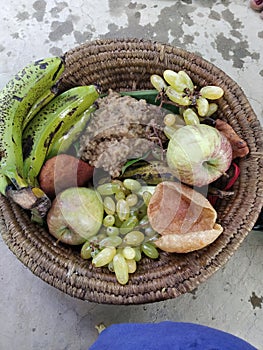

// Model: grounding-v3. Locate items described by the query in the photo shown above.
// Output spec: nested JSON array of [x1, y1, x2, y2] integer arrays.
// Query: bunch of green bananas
[[0, 56, 100, 217]]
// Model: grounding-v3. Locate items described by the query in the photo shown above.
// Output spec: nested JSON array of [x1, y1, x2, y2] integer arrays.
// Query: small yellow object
[[32, 187, 46, 198], [95, 323, 107, 334], [200, 86, 224, 100], [164, 113, 176, 127], [183, 108, 200, 125], [150, 74, 167, 91]]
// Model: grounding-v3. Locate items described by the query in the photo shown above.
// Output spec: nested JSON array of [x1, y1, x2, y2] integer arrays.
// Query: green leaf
[[121, 151, 151, 175], [100, 90, 179, 114]]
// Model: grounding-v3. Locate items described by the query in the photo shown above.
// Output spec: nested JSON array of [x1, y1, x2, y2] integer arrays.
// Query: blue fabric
[[89, 321, 257, 350]]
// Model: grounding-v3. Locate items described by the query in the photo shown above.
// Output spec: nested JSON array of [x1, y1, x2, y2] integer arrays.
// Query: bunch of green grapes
[[80, 178, 159, 285], [150, 69, 224, 130]]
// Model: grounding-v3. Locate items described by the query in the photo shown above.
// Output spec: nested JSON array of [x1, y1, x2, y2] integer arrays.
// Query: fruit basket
[[0, 38, 262, 304]]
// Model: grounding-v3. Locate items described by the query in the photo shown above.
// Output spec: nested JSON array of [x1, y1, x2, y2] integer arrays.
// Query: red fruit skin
[[39, 154, 94, 198], [250, 0, 263, 10]]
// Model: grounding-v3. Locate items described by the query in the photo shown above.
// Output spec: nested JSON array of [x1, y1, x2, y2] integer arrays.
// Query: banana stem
[[6, 186, 51, 217]]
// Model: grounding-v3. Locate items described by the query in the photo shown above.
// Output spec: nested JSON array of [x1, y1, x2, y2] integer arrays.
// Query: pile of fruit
[[0, 56, 249, 285]]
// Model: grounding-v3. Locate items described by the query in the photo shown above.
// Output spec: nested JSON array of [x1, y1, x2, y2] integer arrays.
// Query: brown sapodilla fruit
[[39, 154, 94, 198]]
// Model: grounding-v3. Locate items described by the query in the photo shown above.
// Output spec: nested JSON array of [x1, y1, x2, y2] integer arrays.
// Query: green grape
[[163, 70, 194, 92], [80, 241, 92, 259], [103, 196, 116, 215], [126, 193, 138, 207], [134, 247, 142, 262], [150, 74, 168, 92], [126, 259, 137, 273], [119, 216, 139, 234], [166, 86, 191, 106], [164, 113, 176, 127], [116, 247, 124, 255], [90, 247, 100, 259], [112, 179, 131, 196], [138, 215, 149, 227], [183, 108, 200, 125], [141, 242, 159, 259], [123, 179, 142, 193], [123, 230, 145, 246], [90, 231, 107, 244], [106, 226, 120, 236], [200, 86, 224, 100], [99, 236, 122, 248], [165, 113, 186, 128], [138, 185, 156, 200], [144, 226, 157, 237], [122, 246, 136, 260], [85, 178, 164, 284], [165, 117, 186, 132], [111, 179, 124, 187], [142, 191, 152, 206], [163, 70, 187, 92], [113, 253, 129, 285], [178, 70, 194, 91], [114, 214, 123, 228], [196, 96, 209, 117], [206, 102, 218, 117], [129, 208, 139, 218], [108, 261, 114, 272], [116, 199, 130, 221], [136, 204, 148, 220], [164, 125, 177, 139], [97, 182, 120, 196], [115, 190, 126, 201], [163, 69, 178, 87], [92, 247, 116, 267], [103, 214, 115, 227]]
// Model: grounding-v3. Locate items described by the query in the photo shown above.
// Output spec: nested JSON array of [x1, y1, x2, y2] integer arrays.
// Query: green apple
[[166, 124, 232, 187], [47, 187, 103, 245]]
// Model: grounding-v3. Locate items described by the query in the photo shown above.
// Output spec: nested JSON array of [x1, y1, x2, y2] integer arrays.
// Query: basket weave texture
[[0, 38, 262, 305]]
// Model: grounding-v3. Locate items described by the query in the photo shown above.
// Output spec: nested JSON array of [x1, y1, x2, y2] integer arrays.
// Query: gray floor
[[0, 1, 262, 349]]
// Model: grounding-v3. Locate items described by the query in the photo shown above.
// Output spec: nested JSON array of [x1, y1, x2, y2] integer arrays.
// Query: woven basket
[[0, 38, 262, 304]]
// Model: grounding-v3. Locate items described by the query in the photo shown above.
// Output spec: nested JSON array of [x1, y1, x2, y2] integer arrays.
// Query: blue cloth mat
[[89, 321, 257, 350]]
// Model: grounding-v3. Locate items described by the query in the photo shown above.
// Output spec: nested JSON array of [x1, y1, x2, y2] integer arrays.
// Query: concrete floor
[[0, 1, 262, 349]]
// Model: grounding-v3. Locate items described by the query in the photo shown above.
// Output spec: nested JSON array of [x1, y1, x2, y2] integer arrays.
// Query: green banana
[[23, 85, 100, 186], [119, 160, 180, 185], [22, 83, 61, 130], [46, 103, 97, 159], [0, 56, 64, 189]]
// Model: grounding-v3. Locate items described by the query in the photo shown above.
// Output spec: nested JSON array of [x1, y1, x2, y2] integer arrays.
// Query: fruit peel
[[147, 181, 223, 253]]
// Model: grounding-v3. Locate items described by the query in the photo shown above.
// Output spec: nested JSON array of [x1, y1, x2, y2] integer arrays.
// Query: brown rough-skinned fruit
[[147, 181, 223, 253], [39, 154, 94, 198]]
